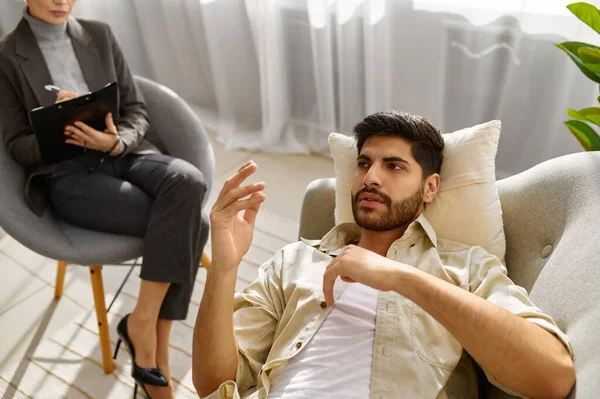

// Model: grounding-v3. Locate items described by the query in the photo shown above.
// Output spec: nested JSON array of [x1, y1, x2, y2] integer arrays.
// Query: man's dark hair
[[353, 111, 444, 178]]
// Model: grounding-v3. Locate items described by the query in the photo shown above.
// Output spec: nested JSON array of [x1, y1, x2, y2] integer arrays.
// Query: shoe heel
[[139, 382, 152, 399], [133, 381, 152, 399], [113, 338, 122, 360]]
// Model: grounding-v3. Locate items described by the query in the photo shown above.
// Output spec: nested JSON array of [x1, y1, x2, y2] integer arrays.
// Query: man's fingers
[[325, 255, 339, 273], [242, 192, 265, 225], [228, 161, 256, 184], [213, 179, 264, 212], [217, 161, 257, 202], [237, 160, 253, 173], [221, 192, 266, 217], [215, 182, 266, 212], [322, 268, 338, 307]]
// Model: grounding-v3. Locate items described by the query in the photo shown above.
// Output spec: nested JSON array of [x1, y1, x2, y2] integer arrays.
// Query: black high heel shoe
[[114, 314, 168, 398]]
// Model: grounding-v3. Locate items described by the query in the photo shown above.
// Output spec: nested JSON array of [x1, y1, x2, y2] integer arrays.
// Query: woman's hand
[[64, 113, 121, 155], [55, 90, 80, 103]]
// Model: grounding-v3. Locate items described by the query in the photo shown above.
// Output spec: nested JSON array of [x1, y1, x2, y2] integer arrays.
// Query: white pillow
[[328, 120, 506, 262]]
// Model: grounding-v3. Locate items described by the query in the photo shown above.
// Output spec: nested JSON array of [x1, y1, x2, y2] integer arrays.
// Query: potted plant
[[556, 2, 600, 151]]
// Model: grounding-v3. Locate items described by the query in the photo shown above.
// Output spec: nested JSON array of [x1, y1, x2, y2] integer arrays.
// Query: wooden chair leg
[[200, 251, 211, 270], [89, 266, 114, 374], [55, 261, 67, 299]]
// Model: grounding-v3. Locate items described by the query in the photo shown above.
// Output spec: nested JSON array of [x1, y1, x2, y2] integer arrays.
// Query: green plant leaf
[[556, 42, 600, 83], [568, 108, 588, 121], [579, 47, 600, 62], [569, 107, 600, 126], [579, 107, 600, 125], [584, 62, 600, 72], [579, 47, 600, 71], [564, 120, 600, 151], [567, 2, 600, 34]]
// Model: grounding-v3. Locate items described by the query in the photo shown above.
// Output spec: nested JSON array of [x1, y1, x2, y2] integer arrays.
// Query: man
[[193, 111, 575, 399]]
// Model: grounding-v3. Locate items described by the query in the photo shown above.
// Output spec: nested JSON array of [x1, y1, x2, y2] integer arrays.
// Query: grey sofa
[[299, 151, 600, 398]]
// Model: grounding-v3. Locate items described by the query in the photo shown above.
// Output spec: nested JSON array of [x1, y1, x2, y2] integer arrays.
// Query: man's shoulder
[[277, 239, 330, 258], [436, 236, 474, 252], [435, 237, 495, 262], [267, 240, 331, 274]]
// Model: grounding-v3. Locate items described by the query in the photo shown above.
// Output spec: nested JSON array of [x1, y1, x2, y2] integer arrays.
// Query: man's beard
[[351, 184, 424, 231]]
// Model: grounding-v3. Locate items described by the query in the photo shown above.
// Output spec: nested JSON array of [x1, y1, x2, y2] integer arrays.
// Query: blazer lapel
[[14, 19, 56, 108], [68, 18, 109, 92]]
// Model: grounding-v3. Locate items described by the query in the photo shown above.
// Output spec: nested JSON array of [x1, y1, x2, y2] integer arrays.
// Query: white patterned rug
[[0, 210, 297, 399]]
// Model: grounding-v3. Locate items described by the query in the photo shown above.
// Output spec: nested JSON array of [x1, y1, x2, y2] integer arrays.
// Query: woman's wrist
[[107, 136, 121, 156]]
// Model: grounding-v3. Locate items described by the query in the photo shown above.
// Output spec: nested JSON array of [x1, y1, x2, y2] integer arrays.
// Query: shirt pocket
[[410, 301, 463, 371]]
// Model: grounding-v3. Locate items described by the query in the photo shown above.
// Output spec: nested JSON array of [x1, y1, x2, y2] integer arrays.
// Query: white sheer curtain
[[1, 0, 599, 176]]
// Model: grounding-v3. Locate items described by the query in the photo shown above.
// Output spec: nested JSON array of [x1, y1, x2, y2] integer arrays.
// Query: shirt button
[[295, 342, 303, 349], [320, 301, 327, 309]]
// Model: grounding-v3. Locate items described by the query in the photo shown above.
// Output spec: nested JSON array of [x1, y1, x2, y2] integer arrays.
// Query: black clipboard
[[29, 82, 119, 163]]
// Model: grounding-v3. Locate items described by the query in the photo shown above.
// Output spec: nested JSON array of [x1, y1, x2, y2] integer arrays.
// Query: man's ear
[[423, 173, 440, 204]]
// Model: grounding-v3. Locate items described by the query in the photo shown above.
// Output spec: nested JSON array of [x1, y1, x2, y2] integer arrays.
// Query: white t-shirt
[[268, 283, 379, 398]]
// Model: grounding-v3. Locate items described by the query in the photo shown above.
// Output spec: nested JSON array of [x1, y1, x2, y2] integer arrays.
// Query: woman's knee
[[180, 166, 207, 201], [167, 160, 207, 199]]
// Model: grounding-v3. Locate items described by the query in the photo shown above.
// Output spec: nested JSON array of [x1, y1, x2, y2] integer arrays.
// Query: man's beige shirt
[[204, 214, 572, 399]]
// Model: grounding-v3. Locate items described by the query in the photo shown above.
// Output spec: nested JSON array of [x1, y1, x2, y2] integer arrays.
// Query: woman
[[0, 1, 209, 398]]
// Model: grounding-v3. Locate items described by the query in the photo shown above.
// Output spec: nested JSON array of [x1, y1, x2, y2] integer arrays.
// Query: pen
[[44, 84, 61, 94]]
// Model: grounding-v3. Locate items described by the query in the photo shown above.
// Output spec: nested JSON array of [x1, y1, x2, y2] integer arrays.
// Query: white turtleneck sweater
[[23, 7, 90, 95]]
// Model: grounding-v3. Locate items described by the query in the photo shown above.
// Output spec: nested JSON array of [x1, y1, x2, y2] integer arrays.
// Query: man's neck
[[357, 227, 408, 256], [356, 211, 423, 256]]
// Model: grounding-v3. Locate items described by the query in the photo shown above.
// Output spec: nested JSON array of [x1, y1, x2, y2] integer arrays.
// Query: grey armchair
[[0, 76, 214, 374], [299, 151, 600, 398]]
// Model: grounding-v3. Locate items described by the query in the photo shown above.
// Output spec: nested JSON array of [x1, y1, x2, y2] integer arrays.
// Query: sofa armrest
[[298, 178, 336, 240]]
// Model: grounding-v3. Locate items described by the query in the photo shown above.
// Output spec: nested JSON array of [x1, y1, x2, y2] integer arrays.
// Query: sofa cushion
[[329, 120, 506, 262]]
